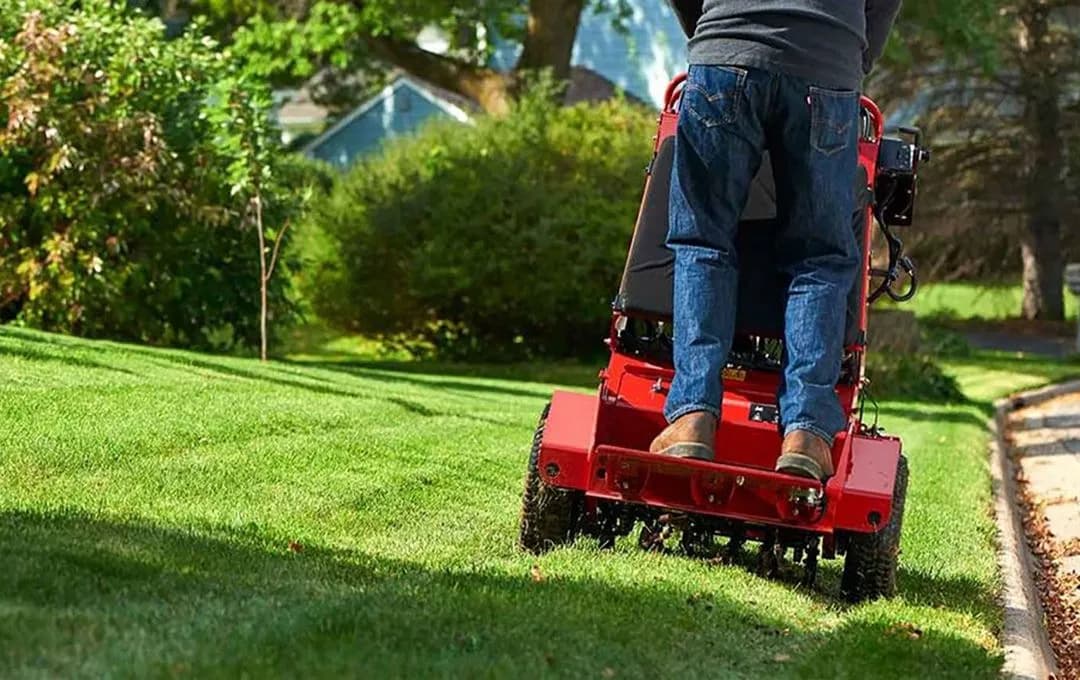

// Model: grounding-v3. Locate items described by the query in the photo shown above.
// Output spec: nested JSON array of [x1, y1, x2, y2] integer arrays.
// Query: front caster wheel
[[518, 404, 584, 554], [840, 455, 908, 602]]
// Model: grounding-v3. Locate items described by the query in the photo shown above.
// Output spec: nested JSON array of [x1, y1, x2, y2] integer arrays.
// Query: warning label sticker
[[749, 403, 779, 424]]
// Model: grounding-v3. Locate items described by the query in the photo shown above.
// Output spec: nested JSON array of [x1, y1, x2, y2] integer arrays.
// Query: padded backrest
[[615, 137, 870, 345]]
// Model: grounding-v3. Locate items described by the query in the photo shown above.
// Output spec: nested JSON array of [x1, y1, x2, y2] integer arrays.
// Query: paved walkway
[[965, 330, 1076, 359], [1009, 392, 1080, 674], [1011, 392, 1080, 572]]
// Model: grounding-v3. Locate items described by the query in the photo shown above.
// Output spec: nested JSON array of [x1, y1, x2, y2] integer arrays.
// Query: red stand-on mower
[[518, 74, 929, 602]]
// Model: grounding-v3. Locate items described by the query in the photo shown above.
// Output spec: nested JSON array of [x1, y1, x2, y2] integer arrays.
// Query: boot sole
[[655, 443, 715, 462], [775, 453, 831, 482]]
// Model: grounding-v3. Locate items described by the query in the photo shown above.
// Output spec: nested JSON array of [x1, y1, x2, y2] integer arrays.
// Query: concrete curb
[[1005, 379, 1080, 412], [990, 382, 1080, 679]]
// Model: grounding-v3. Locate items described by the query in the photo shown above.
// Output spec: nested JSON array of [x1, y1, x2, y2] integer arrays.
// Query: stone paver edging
[[990, 380, 1080, 679]]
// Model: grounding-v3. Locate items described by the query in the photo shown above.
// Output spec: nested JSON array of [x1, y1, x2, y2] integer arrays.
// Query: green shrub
[[304, 91, 654, 359], [920, 321, 973, 357], [0, 2, 309, 351], [864, 353, 966, 403]]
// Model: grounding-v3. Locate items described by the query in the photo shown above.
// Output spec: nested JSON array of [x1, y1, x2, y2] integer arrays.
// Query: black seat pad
[[615, 137, 871, 345]]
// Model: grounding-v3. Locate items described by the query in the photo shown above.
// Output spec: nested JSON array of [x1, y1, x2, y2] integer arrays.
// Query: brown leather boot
[[649, 411, 716, 461], [775, 430, 835, 481]]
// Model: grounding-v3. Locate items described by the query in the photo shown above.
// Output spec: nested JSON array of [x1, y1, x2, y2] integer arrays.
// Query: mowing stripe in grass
[[3, 328, 1075, 677]]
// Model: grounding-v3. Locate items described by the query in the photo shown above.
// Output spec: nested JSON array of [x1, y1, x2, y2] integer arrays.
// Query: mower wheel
[[840, 455, 908, 602], [518, 403, 584, 554]]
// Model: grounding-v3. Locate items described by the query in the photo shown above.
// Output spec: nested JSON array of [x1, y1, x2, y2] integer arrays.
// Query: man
[[652, 0, 903, 481]]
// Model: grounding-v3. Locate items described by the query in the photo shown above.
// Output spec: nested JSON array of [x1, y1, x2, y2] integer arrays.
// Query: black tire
[[840, 455, 908, 602], [518, 404, 583, 554]]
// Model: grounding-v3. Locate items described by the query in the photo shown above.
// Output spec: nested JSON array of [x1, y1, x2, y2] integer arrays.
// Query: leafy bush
[[0, 2, 309, 351], [864, 353, 966, 403], [305, 91, 654, 359], [920, 321, 973, 358]]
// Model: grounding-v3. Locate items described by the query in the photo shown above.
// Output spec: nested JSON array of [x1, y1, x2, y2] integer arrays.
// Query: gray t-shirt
[[672, 0, 902, 90]]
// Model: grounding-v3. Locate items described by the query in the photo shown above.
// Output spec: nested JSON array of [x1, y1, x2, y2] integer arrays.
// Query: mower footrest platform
[[534, 391, 901, 536], [588, 446, 828, 530]]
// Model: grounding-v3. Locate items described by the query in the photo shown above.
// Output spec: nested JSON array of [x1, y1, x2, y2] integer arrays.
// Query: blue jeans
[[665, 65, 861, 445]]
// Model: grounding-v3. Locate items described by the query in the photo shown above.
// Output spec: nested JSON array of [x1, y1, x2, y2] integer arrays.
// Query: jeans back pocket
[[683, 65, 748, 128], [809, 86, 859, 156]]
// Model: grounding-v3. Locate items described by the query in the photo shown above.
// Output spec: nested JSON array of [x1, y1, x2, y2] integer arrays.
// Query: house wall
[[494, 0, 689, 108], [307, 82, 456, 168], [573, 1, 688, 108]]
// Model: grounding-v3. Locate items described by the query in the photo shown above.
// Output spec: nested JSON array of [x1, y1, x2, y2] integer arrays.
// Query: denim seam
[[784, 421, 836, 447], [808, 86, 859, 156], [666, 403, 719, 424]]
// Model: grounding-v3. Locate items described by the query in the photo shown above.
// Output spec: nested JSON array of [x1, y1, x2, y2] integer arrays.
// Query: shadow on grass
[[296, 361, 588, 400], [144, 356, 381, 400], [0, 331, 529, 425], [945, 349, 1080, 379], [0, 339, 137, 377], [692, 538, 997, 627], [0, 509, 999, 679], [141, 357, 517, 426], [8, 324, 591, 400], [875, 404, 992, 429]]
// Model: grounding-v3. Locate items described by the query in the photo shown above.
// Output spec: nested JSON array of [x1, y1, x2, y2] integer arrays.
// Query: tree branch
[[266, 219, 291, 282], [368, 36, 513, 114]]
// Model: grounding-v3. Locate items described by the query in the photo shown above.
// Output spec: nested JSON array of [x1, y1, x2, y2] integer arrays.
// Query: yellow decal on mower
[[722, 368, 747, 382]]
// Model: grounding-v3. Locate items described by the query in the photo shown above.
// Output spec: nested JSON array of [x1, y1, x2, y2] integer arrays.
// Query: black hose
[[868, 195, 918, 304]]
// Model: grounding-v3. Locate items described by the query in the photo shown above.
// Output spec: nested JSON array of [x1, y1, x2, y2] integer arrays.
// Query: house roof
[[302, 73, 476, 155], [565, 66, 648, 106]]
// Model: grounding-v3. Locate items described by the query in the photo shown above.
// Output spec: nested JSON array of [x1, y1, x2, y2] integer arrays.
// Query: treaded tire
[[518, 403, 583, 554], [840, 455, 908, 602]]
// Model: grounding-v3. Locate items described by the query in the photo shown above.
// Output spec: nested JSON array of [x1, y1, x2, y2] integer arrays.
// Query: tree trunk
[[1018, 2, 1066, 321], [516, 0, 588, 82], [1020, 83, 1066, 320], [1020, 227, 1065, 320]]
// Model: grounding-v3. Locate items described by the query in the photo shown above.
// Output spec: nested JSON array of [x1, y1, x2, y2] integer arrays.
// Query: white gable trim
[[303, 74, 473, 155], [396, 74, 473, 124], [302, 81, 398, 154]]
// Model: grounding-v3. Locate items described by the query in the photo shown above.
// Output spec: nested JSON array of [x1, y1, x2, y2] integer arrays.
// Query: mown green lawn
[[1, 326, 1077, 678], [895, 282, 1078, 322]]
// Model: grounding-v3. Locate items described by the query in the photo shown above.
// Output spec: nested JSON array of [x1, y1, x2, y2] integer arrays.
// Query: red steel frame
[[535, 74, 902, 542]]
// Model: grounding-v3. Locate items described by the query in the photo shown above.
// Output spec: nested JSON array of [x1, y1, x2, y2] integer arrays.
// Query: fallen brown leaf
[[287, 541, 303, 553], [1059, 538, 1080, 558], [530, 564, 544, 582], [1014, 439, 1080, 678]]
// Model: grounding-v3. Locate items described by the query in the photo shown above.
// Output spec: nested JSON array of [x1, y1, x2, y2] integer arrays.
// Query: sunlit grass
[[899, 282, 1078, 322], [1, 326, 1071, 677]]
